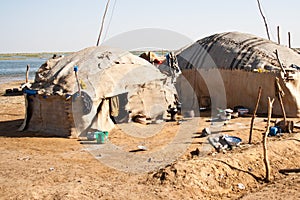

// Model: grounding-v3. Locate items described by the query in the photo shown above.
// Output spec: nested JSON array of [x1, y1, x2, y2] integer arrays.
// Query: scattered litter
[[269, 126, 281, 136], [237, 183, 245, 190], [86, 132, 95, 141], [132, 114, 151, 125], [234, 106, 249, 117], [217, 108, 232, 121], [231, 112, 239, 118], [224, 108, 233, 113], [177, 120, 183, 125], [201, 128, 211, 137], [190, 148, 200, 157], [153, 119, 164, 124], [167, 105, 178, 121], [17, 156, 31, 161], [137, 145, 148, 151], [4, 88, 23, 96], [49, 167, 55, 171], [224, 135, 242, 146], [275, 120, 294, 133], [208, 134, 242, 152], [199, 107, 209, 112], [95, 131, 109, 144], [129, 145, 148, 152]]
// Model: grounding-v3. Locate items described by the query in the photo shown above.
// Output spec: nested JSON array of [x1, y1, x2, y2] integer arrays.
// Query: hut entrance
[[111, 93, 129, 124]]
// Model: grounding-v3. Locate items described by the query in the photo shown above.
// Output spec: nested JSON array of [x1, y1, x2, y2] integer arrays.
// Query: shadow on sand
[[0, 119, 60, 138]]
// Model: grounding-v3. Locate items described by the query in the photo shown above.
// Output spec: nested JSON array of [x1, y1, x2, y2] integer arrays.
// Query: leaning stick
[[96, 0, 111, 46], [275, 77, 286, 123], [249, 86, 262, 144], [74, 66, 81, 96], [274, 49, 286, 75], [257, 0, 271, 40], [25, 64, 30, 83], [263, 97, 274, 182]]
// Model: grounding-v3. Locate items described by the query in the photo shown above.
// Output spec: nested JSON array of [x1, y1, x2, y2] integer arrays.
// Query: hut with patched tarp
[[162, 31, 300, 117], [19, 46, 177, 138]]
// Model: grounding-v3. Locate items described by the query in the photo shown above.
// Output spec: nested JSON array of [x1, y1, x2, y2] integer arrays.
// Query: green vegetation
[[0, 49, 171, 61], [0, 52, 72, 60]]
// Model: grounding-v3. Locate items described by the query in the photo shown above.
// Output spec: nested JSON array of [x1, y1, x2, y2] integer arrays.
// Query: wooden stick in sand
[[263, 97, 274, 182], [26, 64, 30, 83], [288, 32, 291, 48], [249, 86, 262, 144], [277, 26, 280, 44]]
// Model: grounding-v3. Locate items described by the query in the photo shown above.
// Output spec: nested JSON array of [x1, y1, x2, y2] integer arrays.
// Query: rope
[[103, 0, 117, 41]]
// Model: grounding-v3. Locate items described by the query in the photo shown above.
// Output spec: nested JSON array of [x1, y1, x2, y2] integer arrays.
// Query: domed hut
[[20, 46, 177, 138], [171, 32, 300, 117]]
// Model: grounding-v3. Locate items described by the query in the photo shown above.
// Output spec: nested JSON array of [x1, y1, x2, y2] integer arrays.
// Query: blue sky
[[0, 0, 299, 53]]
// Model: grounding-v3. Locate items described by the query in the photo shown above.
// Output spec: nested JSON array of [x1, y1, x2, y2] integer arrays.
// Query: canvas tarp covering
[[173, 32, 300, 117], [22, 46, 177, 137], [176, 69, 300, 117]]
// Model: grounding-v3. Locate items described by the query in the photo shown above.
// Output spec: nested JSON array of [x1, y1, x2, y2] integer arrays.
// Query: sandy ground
[[0, 81, 299, 200]]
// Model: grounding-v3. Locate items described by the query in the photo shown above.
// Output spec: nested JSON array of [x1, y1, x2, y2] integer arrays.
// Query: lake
[[0, 58, 46, 84]]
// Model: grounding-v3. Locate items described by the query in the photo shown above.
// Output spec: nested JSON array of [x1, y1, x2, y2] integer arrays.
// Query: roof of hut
[[175, 31, 300, 71], [32, 46, 168, 99]]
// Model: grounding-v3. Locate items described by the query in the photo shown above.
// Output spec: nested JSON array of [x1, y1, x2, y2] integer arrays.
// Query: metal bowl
[[224, 135, 242, 146]]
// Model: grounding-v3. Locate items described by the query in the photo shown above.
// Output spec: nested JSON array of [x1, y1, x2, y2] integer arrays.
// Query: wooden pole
[[277, 26, 280, 44], [274, 49, 286, 75], [263, 97, 274, 182], [25, 64, 30, 83], [275, 77, 286, 123], [96, 0, 111, 46], [279, 168, 300, 174], [74, 66, 81, 96], [257, 0, 271, 40], [249, 86, 262, 144], [288, 32, 291, 48]]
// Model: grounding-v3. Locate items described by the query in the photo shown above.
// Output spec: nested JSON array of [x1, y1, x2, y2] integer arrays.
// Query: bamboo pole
[[277, 26, 280, 44], [249, 86, 262, 144], [96, 0, 111, 46], [263, 97, 274, 182], [25, 64, 30, 83], [257, 0, 271, 40]]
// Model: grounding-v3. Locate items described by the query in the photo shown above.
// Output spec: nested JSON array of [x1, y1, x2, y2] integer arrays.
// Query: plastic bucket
[[95, 131, 108, 144]]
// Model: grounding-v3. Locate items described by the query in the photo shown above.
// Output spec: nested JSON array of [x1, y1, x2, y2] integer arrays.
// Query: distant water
[[0, 58, 46, 84]]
